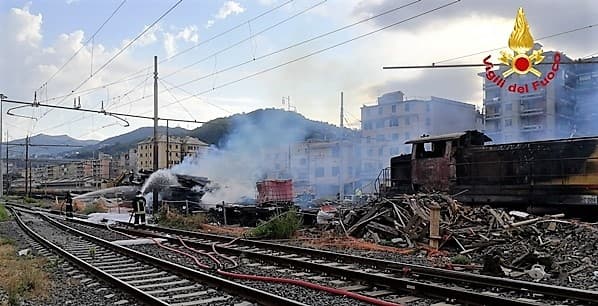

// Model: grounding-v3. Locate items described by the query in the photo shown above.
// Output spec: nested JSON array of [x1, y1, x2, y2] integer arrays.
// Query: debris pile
[[334, 193, 598, 287]]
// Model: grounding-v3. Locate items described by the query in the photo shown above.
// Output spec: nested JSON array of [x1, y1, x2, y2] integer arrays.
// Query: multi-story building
[[481, 51, 577, 143], [564, 56, 598, 137], [136, 135, 209, 171], [264, 137, 361, 198], [360, 91, 481, 183]]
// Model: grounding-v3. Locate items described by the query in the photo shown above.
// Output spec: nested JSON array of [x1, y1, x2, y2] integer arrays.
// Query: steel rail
[[122, 222, 598, 304], [10, 206, 308, 306], [14, 205, 598, 304], [120, 226, 542, 306], [8, 207, 168, 306]]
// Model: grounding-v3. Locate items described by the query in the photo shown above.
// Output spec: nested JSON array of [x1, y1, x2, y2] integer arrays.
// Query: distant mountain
[[40, 108, 352, 159], [188, 108, 352, 146], [5, 134, 99, 158]]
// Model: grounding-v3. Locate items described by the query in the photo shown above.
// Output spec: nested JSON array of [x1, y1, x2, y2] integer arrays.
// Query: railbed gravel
[[52, 218, 596, 305], [0, 218, 144, 306]]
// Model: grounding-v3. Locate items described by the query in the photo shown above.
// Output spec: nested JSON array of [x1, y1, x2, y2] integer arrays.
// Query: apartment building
[[360, 91, 481, 183], [565, 56, 598, 137], [264, 138, 360, 198], [137, 135, 208, 170], [482, 51, 577, 143]]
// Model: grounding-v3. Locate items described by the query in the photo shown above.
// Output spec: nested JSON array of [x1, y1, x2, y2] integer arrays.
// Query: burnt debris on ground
[[325, 193, 598, 289]]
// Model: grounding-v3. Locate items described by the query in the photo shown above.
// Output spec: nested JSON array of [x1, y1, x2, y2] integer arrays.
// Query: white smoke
[[170, 109, 311, 203]]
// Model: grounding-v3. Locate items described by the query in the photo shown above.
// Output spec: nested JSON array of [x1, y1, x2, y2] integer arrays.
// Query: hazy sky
[[1, 0, 597, 141]]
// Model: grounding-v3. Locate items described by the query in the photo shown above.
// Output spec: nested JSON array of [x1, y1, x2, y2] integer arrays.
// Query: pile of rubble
[[333, 193, 598, 287]]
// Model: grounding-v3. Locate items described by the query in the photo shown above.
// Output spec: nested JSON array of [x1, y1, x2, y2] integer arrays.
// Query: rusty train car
[[384, 130, 598, 208]]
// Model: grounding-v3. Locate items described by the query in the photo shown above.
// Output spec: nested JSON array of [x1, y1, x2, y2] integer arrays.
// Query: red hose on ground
[[217, 270, 402, 306], [150, 238, 211, 269], [151, 238, 402, 306], [177, 236, 224, 268]]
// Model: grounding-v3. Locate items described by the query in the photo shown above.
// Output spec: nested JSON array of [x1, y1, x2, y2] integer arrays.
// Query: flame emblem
[[499, 8, 544, 77]]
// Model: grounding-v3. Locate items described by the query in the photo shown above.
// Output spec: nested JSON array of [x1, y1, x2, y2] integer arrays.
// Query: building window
[[426, 103, 431, 112], [378, 107, 383, 115], [315, 167, 325, 177], [505, 119, 512, 127], [389, 118, 399, 127], [331, 146, 340, 157], [331, 166, 339, 177], [405, 102, 410, 112], [391, 105, 396, 113], [406, 117, 410, 125]]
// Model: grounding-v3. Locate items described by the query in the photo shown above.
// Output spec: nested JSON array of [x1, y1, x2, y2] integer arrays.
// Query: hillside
[[5, 134, 99, 158], [26, 109, 353, 158]]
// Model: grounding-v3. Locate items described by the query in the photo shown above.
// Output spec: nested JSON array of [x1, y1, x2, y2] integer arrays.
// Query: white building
[[264, 138, 360, 198], [360, 91, 482, 184]]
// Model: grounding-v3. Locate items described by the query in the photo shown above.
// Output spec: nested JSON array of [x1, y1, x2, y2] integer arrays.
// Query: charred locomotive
[[385, 131, 598, 208]]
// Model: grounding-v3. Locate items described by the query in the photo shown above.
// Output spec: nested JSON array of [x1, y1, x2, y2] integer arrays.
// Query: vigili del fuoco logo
[[483, 8, 561, 94]]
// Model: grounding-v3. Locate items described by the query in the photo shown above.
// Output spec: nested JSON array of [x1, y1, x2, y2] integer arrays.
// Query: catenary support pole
[[153, 56, 159, 215]]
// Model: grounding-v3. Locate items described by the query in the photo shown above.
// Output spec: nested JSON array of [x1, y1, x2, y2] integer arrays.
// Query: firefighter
[[132, 191, 146, 225], [65, 192, 74, 218]]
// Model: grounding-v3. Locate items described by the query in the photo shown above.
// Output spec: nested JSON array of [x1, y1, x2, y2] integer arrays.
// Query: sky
[[0, 0, 597, 141]]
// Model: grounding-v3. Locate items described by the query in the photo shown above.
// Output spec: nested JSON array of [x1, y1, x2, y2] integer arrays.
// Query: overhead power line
[[156, 0, 462, 105], [36, 0, 184, 122], [170, 0, 424, 90], [382, 60, 598, 70], [2, 98, 205, 124], [58, 0, 295, 105], [112, 0, 428, 111], [162, 0, 328, 79], [435, 23, 598, 64], [38, 0, 128, 92]]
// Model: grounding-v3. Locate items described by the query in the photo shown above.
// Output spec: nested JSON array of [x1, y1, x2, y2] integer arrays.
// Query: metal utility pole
[[339, 92, 344, 202], [25, 136, 29, 198], [153, 56, 159, 214], [166, 120, 169, 168], [5, 132, 8, 194], [0, 94, 4, 197]]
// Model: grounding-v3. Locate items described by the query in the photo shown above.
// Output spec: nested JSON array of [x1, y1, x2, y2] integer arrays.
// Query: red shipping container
[[256, 179, 293, 205]]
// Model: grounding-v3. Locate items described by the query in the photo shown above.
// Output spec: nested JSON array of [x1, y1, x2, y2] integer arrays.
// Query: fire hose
[[150, 238, 402, 306]]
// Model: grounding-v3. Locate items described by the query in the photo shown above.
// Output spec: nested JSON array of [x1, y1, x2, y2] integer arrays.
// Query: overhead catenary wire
[[111, 0, 429, 111], [159, 79, 197, 120], [167, 0, 425, 90], [434, 23, 598, 64], [38, 0, 128, 92], [162, 0, 328, 80], [47, 0, 296, 105], [155, 0, 463, 105], [1, 98, 205, 124], [36, 0, 184, 122]]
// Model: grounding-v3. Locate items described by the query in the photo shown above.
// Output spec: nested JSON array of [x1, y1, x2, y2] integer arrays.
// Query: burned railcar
[[386, 131, 598, 207]]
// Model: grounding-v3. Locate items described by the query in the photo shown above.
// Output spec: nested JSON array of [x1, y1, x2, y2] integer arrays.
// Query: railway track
[[41, 210, 598, 306], [8, 206, 306, 306]]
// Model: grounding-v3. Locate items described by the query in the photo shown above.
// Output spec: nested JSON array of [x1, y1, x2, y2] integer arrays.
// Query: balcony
[[484, 96, 501, 105], [485, 113, 502, 120], [521, 125, 543, 132], [519, 108, 545, 117]]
